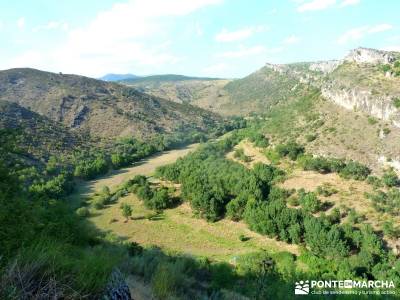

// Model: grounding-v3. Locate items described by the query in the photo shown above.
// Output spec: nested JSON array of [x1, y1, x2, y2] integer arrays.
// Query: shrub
[[339, 161, 370, 180], [226, 193, 249, 221], [100, 186, 111, 196], [76, 207, 90, 218], [121, 203, 133, 221], [93, 197, 106, 209], [248, 132, 269, 148], [382, 221, 399, 239], [380, 64, 391, 73], [316, 183, 338, 197], [299, 155, 334, 174], [367, 176, 383, 189], [347, 208, 363, 224], [287, 197, 299, 206], [299, 191, 321, 213], [304, 217, 349, 258], [328, 208, 341, 224], [367, 117, 378, 125], [383, 128, 391, 135], [264, 149, 280, 164], [146, 188, 174, 211], [275, 141, 304, 160], [382, 169, 399, 187], [73, 155, 109, 180], [239, 234, 248, 242], [393, 98, 400, 109], [366, 189, 400, 216], [233, 148, 251, 162]]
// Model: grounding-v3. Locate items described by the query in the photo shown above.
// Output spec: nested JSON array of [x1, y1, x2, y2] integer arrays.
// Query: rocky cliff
[[319, 48, 400, 127]]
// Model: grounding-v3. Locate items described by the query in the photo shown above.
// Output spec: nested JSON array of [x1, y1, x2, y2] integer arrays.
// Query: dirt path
[[68, 143, 199, 206]]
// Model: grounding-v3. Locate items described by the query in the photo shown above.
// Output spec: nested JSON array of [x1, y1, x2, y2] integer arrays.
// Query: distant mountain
[[0, 68, 222, 140], [121, 74, 221, 84], [119, 74, 228, 112], [99, 73, 140, 81]]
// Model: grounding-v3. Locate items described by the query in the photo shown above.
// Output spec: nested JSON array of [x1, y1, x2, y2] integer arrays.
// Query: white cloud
[[215, 26, 267, 42], [217, 45, 266, 58], [33, 21, 69, 32], [368, 23, 392, 33], [339, 0, 360, 7], [297, 0, 336, 12], [337, 24, 393, 44], [17, 17, 25, 29], [6, 0, 222, 76], [283, 35, 301, 44]]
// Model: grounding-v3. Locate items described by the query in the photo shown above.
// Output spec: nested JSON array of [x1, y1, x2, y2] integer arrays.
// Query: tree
[[304, 216, 349, 258], [148, 188, 171, 211], [299, 192, 321, 213], [121, 203, 133, 221], [76, 207, 90, 217]]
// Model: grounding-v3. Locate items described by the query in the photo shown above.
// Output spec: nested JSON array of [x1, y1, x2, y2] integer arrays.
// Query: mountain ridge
[[0, 68, 223, 140]]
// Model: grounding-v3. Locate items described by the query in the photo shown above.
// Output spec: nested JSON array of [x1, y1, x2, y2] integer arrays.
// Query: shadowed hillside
[[0, 68, 222, 139]]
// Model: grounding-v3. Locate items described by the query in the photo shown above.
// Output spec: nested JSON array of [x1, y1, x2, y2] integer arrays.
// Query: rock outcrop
[[309, 60, 342, 74], [344, 47, 396, 64], [321, 87, 400, 126]]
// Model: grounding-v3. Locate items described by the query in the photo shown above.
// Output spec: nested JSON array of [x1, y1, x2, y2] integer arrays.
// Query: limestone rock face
[[309, 60, 342, 74], [321, 87, 400, 126], [344, 47, 396, 64]]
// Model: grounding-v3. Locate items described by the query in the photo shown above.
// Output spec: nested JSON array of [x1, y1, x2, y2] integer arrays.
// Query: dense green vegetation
[[156, 131, 280, 221], [298, 154, 371, 180], [155, 131, 400, 293], [0, 130, 127, 298], [71, 118, 245, 180], [0, 121, 243, 298]]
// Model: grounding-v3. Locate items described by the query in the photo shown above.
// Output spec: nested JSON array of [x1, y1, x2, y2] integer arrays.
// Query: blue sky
[[0, 0, 399, 78]]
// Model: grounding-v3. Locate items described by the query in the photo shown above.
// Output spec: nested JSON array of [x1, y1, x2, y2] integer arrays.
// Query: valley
[[69, 143, 199, 207], [2, 47, 400, 299]]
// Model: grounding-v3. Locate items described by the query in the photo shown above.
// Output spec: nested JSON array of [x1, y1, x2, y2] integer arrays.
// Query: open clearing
[[69, 140, 297, 262], [90, 194, 299, 262]]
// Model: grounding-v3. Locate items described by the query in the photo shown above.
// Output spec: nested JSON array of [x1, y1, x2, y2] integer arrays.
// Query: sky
[[0, 0, 399, 78]]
